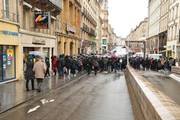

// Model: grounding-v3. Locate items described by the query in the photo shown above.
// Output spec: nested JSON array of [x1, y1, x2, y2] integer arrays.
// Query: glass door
[[0, 46, 3, 81], [2, 46, 16, 80]]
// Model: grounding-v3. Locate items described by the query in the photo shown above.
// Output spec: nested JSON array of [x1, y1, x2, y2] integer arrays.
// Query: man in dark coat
[[45, 57, 50, 77], [25, 56, 35, 91], [93, 58, 99, 75]]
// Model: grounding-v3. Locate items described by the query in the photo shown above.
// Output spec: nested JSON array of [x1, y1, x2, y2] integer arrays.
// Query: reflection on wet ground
[[139, 71, 180, 105], [0, 73, 134, 120], [0, 73, 84, 113]]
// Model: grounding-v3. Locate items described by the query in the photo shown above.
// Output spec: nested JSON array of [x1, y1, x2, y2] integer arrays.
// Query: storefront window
[[0, 46, 3, 81], [43, 48, 49, 58], [0, 46, 16, 81]]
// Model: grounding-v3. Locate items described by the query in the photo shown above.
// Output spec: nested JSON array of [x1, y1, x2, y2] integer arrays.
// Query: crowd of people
[[129, 56, 176, 72], [24, 54, 127, 92]]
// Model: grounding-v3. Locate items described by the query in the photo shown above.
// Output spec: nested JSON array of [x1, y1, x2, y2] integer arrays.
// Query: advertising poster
[[7, 49, 14, 61]]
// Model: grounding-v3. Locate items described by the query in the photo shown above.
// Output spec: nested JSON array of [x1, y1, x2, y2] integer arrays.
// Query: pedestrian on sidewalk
[[93, 58, 99, 76], [51, 56, 58, 76], [33, 56, 46, 92], [45, 57, 50, 77], [25, 56, 35, 91]]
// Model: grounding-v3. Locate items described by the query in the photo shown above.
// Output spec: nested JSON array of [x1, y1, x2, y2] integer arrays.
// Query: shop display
[[0, 46, 15, 81]]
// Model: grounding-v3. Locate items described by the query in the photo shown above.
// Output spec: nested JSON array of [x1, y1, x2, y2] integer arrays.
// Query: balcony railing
[[0, 10, 19, 23], [24, 0, 61, 16], [82, 8, 97, 27], [89, 28, 96, 37]]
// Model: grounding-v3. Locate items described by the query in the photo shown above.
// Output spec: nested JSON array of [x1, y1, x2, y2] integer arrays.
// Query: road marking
[[169, 74, 180, 82], [27, 105, 40, 113], [40, 99, 55, 105], [41, 99, 49, 104], [49, 99, 55, 103]]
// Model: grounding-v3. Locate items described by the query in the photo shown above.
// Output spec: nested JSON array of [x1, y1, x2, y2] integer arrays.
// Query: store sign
[[0, 30, 18, 36], [49, 0, 61, 9], [32, 38, 46, 45], [34, 11, 50, 29]]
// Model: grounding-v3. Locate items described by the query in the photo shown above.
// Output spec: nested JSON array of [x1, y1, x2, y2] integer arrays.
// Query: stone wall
[[125, 66, 176, 120]]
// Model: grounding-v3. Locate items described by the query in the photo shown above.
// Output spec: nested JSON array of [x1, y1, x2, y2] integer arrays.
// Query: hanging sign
[[34, 11, 50, 29]]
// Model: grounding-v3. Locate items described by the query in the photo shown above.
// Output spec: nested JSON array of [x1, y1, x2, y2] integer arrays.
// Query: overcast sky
[[108, 0, 148, 38]]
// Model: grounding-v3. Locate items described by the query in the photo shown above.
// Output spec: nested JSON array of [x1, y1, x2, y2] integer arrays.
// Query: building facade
[[159, 0, 169, 56], [108, 24, 113, 51], [167, 0, 179, 59], [127, 18, 148, 53], [81, 0, 98, 54], [58, 0, 81, 56], [99, 0, 109, 54], [147, 0, 161, 54], [19, 0, 61, 79], [116, 37, 126, 47], [0, 0, 20, 82], [95, 1, 103, 54]]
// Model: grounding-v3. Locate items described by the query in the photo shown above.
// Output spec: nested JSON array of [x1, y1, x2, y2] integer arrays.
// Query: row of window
[[170, 0, 177, 5], [168, 24, 178, 41], [169, 4, 179, 21]]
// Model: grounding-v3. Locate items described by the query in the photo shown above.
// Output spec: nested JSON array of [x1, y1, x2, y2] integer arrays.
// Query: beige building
[[147, 0, 161, 54], [96, 1, 103, 54], [108, 24, 114, 50], [81, 0, 98, 54], [0, 0, 20, 82], [19, 0, 61, 79], [167, 0, 179, 59], [127, 18, 148, 53], [99, 0, 109, 54], [159, 0, 169, 56], [58, 0, 81, 56]]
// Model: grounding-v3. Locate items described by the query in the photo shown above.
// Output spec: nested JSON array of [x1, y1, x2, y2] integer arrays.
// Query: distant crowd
[[129, 56, 176, 72], [24, 54, 127, 92]]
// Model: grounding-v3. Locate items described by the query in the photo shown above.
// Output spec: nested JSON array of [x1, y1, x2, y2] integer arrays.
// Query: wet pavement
[[0, 73, 134, 120], [0, 72, 85, 114], [138, 70, 180, 105]]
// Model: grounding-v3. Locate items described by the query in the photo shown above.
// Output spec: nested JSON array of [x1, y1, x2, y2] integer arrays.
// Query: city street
[[0, 73, 134, 120]]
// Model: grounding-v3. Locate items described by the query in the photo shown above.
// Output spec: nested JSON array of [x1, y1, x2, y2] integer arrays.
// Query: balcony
[[0, 10, 19, 23], [82, 23, 89, 33], [24, 0, 61, 16], [82, 8, 97, 27], [88, 28, 96, 37]]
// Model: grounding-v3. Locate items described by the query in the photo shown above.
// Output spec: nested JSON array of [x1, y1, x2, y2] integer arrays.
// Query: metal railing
[[0, 10, 19, 23]]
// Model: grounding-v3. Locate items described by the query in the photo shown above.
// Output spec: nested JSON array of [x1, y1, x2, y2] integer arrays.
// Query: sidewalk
[[0, 72, 85, 114]]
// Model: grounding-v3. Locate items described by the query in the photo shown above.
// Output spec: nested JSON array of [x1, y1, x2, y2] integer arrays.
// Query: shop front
[[20, 31, 57, 75], [166, 41, 177, 58], [0, 21, 20, 82]]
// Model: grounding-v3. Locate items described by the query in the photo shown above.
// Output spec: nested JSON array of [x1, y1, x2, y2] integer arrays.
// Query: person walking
[[93, 59, 99, 76], [33, 56, 46, 92], [51, 56, 57, 76], [45, 57, 50, 77], [25, 56, 35, 91]]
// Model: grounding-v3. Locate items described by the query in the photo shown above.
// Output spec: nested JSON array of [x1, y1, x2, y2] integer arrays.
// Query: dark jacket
[[25, 61, 34, 80]]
